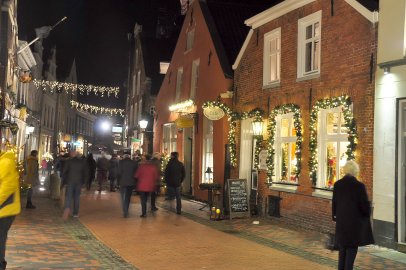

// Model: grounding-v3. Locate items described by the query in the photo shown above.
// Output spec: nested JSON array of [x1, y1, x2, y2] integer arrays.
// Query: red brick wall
[[154, 0, 232, 201], [232, 0, 376, 232]]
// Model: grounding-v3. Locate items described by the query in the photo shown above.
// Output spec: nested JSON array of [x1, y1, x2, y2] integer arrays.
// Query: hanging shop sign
[[203, 106, 225, 120], [63, 134, 72, 142], [175, 116, 194, 128]]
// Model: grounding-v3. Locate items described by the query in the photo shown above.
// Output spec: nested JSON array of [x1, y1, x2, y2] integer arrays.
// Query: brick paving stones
[[6, 197, 136, 270], [6, 190, 406, 270]]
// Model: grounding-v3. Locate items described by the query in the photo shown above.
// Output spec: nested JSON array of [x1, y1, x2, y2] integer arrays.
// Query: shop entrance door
[[398, 100, 406, 243], [182, 127, 193, 195]]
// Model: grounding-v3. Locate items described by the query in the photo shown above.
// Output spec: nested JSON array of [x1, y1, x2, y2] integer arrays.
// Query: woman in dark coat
[[87, 153, 97, 190], [332, 160, 374, 270]]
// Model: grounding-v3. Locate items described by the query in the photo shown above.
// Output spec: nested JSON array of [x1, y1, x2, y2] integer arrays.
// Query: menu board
[[227, 179, 250, 219]]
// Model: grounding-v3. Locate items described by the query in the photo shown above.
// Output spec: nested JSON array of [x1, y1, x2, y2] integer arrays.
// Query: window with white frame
[[263, 27, 281, 86], [202, 117, 214, 183], [190, 59, 200, 100], [317, 107, 350, 189], [176, 68, 183, 101], [135, 49, 139, 69], [137, 71, 141, 95], [133, 103, 138, 127], [274, 113, 298, 183], [297, 11, 321, 78], [132, 74, 136, 96], [186, 30, 195, 51], [163, 123, 177, 154]]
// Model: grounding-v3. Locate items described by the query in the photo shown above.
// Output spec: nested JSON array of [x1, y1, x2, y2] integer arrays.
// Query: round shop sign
[[203, 106, 225, 120]]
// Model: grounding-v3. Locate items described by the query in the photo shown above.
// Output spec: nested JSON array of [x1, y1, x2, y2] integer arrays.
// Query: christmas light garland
[[309, 96, 357, 186], [266, 104, 302, 184], [32, 79, 119, 97], [70, 100, 125, 116]]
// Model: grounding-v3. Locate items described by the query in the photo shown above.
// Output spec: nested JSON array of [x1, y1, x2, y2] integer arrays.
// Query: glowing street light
[[139, 119, 148, 129], [101, 121, 111, 132]]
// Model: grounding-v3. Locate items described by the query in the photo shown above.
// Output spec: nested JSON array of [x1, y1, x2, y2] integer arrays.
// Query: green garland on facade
[[309, 96, 358, 186], [202, 101, 264, 168], [266, 104, 302, 184]]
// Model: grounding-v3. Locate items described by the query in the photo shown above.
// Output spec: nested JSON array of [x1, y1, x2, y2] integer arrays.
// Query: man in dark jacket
[[108, 154, 119, 192], [62, 151, 89, 219], [96, 153, 110, 192], [332, 160, 374, 270], [164, 152, 185, 214], [86, 153, 96, 190], [118, 152, 137, 218]]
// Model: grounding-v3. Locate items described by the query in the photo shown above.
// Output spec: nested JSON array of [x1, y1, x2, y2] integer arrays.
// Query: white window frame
[[297, 10, 322, 79], [274, 113, 298, 184], [163, 123, 177, 154], [186, 30, 195, 52], [190, 59, 200, 100], [202, 117, 214, 183], [132, 74, 136, 96], [137, 71, 141, 95], [263, 27, 281, 87], [176, 67, 183, 102], [316, 107, 349, 189]]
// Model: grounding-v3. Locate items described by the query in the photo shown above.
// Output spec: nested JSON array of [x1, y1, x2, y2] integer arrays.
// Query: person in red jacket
[[135, 154, 159, 218]]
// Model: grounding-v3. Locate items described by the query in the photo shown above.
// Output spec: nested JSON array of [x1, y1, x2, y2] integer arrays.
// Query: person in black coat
[[86, 153, 97, 190], [164, 152, 185, 214], [118, 152, 137, 218], [332, 160, 374, 270]]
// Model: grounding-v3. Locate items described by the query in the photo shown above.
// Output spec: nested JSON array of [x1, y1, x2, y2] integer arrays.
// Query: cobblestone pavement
[[6, 196, 136, 270], [166, 199, 406, 270], [6, 188, 406, 270]]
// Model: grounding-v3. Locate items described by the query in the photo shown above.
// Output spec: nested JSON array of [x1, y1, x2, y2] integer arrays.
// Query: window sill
[[296, 73, 320, 82], [184, 49, 192, 54], [269, 183, 298, 193], [312, 189, 333, 200], [262, 81, 280, 90]]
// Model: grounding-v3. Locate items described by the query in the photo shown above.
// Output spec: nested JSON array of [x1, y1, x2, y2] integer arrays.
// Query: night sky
[[17, 0, 181, 110]]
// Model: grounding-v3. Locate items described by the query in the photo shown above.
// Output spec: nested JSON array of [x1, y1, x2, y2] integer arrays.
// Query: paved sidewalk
[[166, 198, 406, 270], [6, 190, 406, 269], [6, 197, 136, 270]]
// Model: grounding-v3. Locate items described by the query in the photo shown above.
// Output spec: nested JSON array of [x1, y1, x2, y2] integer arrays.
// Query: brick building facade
[[232, 0, 378, 232]]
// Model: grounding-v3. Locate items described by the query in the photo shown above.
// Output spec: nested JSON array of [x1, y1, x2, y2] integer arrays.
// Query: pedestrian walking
[[117, 151, 137, 218], [0, 150, 21, 270], [96, 153, 109, 192], [47, 159, 53, 175], [41, 158, 47, 175], [135, 154, 159, 217], [150, 152, 162, 211], [108, 154, 119, 192], [62, 151, 89, 219], [164, 152, 185, 215], [87, 153, 96, 190], [332, 160, 374, 270], [25, 150, 40, 209]]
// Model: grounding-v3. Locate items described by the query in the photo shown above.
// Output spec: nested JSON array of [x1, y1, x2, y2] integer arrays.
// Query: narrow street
[[5, 190, 406, 270]]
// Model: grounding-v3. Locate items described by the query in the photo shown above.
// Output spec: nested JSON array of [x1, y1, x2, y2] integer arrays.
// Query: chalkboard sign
[[227, 179, 250, 219]]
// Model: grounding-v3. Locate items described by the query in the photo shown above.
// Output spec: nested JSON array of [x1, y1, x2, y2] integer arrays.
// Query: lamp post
[[205, 167, 213, 182]]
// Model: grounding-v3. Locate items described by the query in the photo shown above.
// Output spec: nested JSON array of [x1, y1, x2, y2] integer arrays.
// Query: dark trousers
[[0, 216, 15, 270], [140, 192, 149, 216], [86, 176, 94, 190], [97, 171, 107, 190], [151, 191, 156, 209], [338, 246, 358, 270], [120, 186, 134, 217], [26, 187, 33, 205], [65, 183, 82, 215], [109, 177, 116, 191], [167, 186, 181, 212]]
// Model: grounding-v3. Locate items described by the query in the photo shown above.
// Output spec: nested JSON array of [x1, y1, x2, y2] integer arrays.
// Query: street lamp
[[101, 120, 111, 132], [139, 119, 148, 129], [252, 120, 264, 136]]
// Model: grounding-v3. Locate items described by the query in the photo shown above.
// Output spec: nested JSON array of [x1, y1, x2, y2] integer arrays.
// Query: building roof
[[200, 0, 279, 78], [357, 0, 379, 11]]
